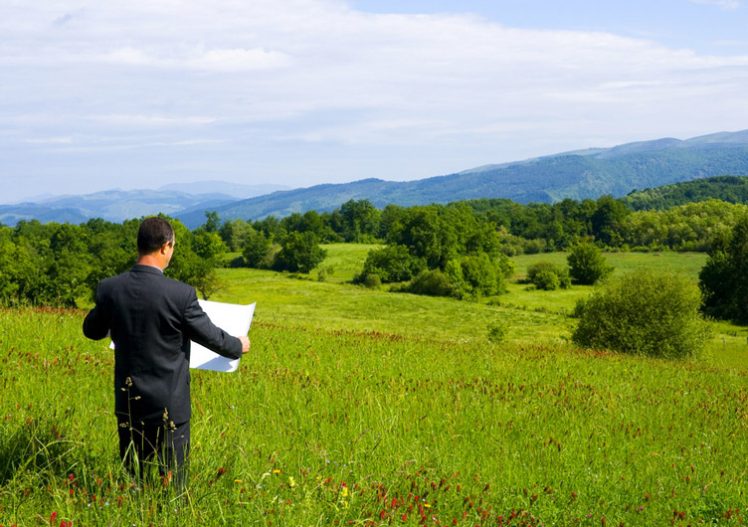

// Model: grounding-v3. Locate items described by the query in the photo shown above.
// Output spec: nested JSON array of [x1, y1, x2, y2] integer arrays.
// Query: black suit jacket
[[83, 264, 242, 424]]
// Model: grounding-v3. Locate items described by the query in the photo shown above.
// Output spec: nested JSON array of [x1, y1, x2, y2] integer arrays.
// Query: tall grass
[[2, 250, 747, 525]]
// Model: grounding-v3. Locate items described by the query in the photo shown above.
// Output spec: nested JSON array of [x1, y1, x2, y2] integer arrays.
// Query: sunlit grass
[[2, 248, 748, 525]]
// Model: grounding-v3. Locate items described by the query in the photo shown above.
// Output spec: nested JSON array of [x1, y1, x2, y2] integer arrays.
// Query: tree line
[[0, 218, 225, 307], [2, 195, 747, 316]]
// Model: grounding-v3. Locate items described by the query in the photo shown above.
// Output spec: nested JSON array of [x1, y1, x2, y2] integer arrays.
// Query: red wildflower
[[49, 512, 58, 525]]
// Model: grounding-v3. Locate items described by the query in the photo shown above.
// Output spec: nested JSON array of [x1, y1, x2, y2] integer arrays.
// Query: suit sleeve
[[183, 289, 243, 360], [83, 283, 111, 340]]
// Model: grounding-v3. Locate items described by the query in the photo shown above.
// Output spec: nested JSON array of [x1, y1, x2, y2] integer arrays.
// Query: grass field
[[1, 247, 748, 526]]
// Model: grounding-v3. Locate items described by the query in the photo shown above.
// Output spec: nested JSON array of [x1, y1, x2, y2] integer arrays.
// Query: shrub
[[526, 262, 571, 290], [487, 322, 507, 343], [447, 253, 509, 298], [572, 270, 709, 358], [567, 243, 613, 285], [362, 273, 382, 289], [405, 270, 460, 298], [357, 244, 426, 284]]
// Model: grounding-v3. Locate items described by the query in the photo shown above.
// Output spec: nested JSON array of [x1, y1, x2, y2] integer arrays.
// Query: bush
[[487, 322, 507, 343], [446, 253, 509, 298], [362, 273, 382, 289], [567, 243, 613, 285], [357, 244, 426, 283], [572, 270, 709, 358], [405, 270, 460, 298], [526, 262, 571, 290]]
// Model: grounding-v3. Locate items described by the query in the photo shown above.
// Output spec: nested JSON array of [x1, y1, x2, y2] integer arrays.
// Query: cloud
[[689, 0, 742, 9], [2, 0, 748, 197]]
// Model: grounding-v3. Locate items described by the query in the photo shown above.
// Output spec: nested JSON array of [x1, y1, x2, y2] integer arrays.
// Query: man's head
[[137, 217, 175, 269]]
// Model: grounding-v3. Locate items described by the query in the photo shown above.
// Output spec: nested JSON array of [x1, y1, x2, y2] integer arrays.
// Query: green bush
[[362, 273, 382, 289], [405, 270, 460, 298], [357, 244, 426, 284], [446, 253, 509, 298], [567, 242, 613, 285], [487, 322, 507, 343], [526, 262, 571, 290], [572, 270, 709, 358]]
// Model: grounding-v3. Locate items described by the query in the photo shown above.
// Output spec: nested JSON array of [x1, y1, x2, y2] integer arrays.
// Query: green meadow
[[1, 246, 747, 526]]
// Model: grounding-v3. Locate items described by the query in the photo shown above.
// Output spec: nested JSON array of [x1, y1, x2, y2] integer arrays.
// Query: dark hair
[[137, 217, 174, 254]]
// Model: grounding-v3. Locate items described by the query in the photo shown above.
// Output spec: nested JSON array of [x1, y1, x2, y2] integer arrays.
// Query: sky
[[2, 0, 748, 202]]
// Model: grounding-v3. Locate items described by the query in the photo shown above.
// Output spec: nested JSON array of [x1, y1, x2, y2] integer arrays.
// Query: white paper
[[190, 300, 255, 372]]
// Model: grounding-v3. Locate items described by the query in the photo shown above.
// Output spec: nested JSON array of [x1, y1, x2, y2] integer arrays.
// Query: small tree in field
[[567, 242, 613, 285], [572, 270, 709, 358], [273, 231, 326, 273], [699, 213, 748, 322]]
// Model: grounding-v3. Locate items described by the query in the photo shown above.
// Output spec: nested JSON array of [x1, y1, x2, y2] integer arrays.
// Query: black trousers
[[118, 419, 190, 489]]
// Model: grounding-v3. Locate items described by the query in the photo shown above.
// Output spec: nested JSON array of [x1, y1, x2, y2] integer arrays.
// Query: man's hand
[[238, 335, 250, 354]]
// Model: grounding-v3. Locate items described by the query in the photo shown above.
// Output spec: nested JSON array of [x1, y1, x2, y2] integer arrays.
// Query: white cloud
[[689, 0, 742, 9], [2, 0, 748, 196]]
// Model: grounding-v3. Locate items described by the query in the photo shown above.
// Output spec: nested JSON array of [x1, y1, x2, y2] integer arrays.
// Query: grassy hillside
[[1, 248, 747, 526]]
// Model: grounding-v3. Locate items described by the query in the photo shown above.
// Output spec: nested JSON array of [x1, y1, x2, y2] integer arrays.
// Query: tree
[[333, 199, 381, 242], [202, 211, 221, 233], [699, 213, 748, 322], [591, 195, 629, 246], [242, 229, 274, 268], [567, 242, 613, 285], [572, 270, 709, 358], [273, 232, 326, 273], [219, 219, 254, 252]]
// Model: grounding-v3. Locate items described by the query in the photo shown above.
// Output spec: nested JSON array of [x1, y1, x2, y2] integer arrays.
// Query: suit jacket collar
[[131, 263, 164, 275]]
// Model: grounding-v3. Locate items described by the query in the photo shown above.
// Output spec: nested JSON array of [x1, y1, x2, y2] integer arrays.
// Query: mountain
[[158, 181, 289, 199], [177, 130, 748, 226], [5, 130, 748, 228], [0, 189, 239, 226], [624, 175, 748, 210]]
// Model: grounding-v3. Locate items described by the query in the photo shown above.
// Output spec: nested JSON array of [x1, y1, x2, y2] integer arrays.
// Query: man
[[83, 217, 250, 487]]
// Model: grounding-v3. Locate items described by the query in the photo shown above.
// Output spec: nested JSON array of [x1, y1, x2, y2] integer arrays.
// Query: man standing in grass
[[82, 217, 250, 488]]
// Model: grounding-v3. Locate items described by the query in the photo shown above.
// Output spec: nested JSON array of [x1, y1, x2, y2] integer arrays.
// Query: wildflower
[[341, 484, 349, 498], [272, 468, 281, 475], [288, 476, 296, 488], [49, 512, 58, 525], [234, 479, 243, 484]]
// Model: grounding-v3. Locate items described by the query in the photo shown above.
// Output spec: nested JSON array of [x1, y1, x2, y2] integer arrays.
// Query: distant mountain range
[[0, 183, 287, 227], [3, 130, 748, 228], [177, 129, 748, 226]]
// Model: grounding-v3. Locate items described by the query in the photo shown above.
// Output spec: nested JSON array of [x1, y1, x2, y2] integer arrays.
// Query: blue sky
[[2, 0, 747, 202]]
